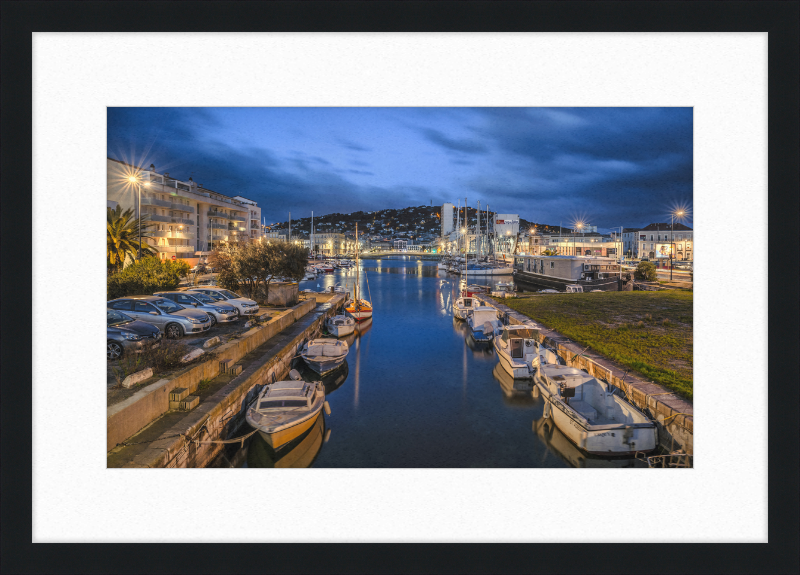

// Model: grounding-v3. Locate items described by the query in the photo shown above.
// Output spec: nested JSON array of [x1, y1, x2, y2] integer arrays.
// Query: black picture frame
[[2, 2, 797, 574]]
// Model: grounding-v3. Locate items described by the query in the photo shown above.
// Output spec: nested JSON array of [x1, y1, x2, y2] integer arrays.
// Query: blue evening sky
[[107, 107, 692, 231]]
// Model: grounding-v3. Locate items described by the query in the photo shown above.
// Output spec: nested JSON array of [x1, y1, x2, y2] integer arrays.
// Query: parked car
[[154, 291, 238, 327], [107, 309, 162, 360], [184, 287, 259, 316], [673, 261, 693, 270], [107, 295, 213, 338]]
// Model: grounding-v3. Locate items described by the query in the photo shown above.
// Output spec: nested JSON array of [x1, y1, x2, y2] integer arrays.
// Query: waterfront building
[[541, 232, 621, 258], [624, 223, 693, 260], [441, 202, 455, 237], [312, 232, 345, 256], [107, 158, 262, 266]]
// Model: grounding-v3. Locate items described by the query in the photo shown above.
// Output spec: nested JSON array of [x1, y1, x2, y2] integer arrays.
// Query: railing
[[144, 214, 195, 226], [207, 210, 245, 221], [152, 230, 196, 239], [210, 223, 229, 230], [169, 203, 194, 213], [141, 197, 172, 208], [157, 245, 196, 254]]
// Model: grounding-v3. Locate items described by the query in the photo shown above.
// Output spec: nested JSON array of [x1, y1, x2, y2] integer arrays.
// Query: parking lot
[[107, 304, 287, 397]]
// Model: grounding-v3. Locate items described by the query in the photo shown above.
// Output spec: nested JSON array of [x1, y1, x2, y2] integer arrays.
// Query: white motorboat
[[491, 282, 516, 298], [467, 306, 502, 343], [493, 325, 541, 380], [326, 314, 355, 337], [245, 370, 329, 450], [452, 295, 477, 320], [565, 284, 584, 293], [535, 364, 658, 455], [300, 338, 349, 375], [538, 289, 560, 294]]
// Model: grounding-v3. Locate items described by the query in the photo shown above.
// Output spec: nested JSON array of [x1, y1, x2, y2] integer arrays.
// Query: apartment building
[[107, 158, 262, 265]]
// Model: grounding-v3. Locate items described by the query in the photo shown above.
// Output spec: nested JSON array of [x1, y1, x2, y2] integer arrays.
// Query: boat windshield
[[259, 399, 309, 409], [508, 328, 539, 339]]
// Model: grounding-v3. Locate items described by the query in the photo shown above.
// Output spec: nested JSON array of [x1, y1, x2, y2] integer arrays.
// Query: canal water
[[214, 256, 646, 468]]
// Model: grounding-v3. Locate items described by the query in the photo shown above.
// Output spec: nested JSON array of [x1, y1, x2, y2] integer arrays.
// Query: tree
[[107, 205, 157, 273], [208, 241, 309, 301], [542, 248, 558, 256], [634, 260, 658, 281], [107, 256, 192, 299]]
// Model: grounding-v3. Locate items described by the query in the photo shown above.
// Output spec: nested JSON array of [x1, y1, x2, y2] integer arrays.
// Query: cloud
[[420, 128, 488, 155]]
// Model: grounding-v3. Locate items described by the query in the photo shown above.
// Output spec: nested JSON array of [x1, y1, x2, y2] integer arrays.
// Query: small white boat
[[467, 306, 502, 343], [246, 371, 329, 450], [452, 295, 477, 320], [535, 364, 658, 455], [539, 289, 560, 294], [565, 284, 584, 293], [491, 282, 516, 298], [300, 338, 349, 375], [493, 325, 541, 379], [326, 314, 355, 337]]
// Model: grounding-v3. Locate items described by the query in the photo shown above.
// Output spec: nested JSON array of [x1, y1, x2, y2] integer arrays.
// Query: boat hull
[[453, 305, 470, 320], [345, 307, 373, 322], [327, 324, 355, 337], [494, 342, 535, 379], [253, 411, 322, 450], [302, 356, 347, 376], [537, 381, 657, 455]]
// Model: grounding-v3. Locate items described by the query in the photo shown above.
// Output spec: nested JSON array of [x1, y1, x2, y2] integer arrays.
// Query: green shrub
[[634, 261, 658, 281], [107, 256, 191, 299]]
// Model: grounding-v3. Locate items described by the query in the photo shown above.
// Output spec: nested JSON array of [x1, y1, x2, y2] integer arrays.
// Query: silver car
[[107, 295, 213, 339], [185, 288, 259, 316], [154, 291, 238, 326], [107, 309, 162, 359]]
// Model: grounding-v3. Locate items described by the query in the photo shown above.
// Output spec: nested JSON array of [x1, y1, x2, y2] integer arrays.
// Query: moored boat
[[493, 324, 541, 380], [466, 306, 502, 343], [513, 254, 622, 292], [535, 364, 657, 455], [326, 314, 355, 337], [300, 338, 349, 375], [245, 372, 329, 450], [452, 295, 477, 320], [344, 223, 374, 322]]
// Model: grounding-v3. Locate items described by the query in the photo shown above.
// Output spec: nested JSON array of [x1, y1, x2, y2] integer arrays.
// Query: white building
[[625, 223, 693, 260], [441, 202, 455, 237], [107, 158, 262, 266]]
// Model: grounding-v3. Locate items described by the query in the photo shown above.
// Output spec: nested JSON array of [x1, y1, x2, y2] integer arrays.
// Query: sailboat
[[345, 223, 373, 322]]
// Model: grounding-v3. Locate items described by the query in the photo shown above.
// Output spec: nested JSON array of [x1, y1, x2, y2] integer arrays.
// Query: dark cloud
[[421, 128, 488, 155], [107, 107, 692, 231]]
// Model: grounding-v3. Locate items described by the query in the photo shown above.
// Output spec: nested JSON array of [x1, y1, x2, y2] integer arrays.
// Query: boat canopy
[[257, 381, 316, 410], [504, 327, 539, 339]]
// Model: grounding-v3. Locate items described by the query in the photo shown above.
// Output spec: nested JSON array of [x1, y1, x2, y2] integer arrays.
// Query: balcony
[[156, 245, 196, 255], [141, 197, 173, 208], [145, 214, 195, 226], [152, 230, 196, 239], [207, 210, 246, 222], [169, 203, 195, 213]]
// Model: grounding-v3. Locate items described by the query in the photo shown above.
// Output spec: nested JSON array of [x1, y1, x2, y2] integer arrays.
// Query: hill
[[267, 206, 567, 240]]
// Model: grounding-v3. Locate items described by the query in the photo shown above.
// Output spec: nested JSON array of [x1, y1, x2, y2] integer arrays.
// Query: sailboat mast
[[477, 200, 481, 259], [355, 222, 359, 302]]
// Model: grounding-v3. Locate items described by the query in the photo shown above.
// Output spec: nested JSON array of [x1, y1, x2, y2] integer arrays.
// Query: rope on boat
[[661, 412, 693, 425], [191, 427, 260, 446]]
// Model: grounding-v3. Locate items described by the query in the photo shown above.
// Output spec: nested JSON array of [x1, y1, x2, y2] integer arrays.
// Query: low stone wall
[[121, 297, 343, 468], [259, 282, 299, 306], [106, 298, 317, 452], [482, 296, 693, 455]]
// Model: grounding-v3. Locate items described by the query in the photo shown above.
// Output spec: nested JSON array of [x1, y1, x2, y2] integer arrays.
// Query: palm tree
[[107, 205, 157, 273]]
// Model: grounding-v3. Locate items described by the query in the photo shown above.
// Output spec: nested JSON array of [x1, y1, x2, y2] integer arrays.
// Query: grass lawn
[[503, 291, 693, 399]]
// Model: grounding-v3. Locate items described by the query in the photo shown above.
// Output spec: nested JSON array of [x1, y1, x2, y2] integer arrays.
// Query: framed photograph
[[3, 1, 797, 573]]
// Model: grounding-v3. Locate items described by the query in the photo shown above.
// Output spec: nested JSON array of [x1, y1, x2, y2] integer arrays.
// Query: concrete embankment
[[107, 294, 345, 465], [481, 296, 693, 455]]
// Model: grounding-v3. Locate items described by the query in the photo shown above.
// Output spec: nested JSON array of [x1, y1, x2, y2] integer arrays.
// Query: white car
[[185, 288, 259, 316]]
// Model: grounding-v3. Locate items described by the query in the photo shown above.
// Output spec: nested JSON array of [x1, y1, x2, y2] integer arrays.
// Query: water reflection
[[247, 413, 326, 468], [492, 364, 537, 406], [531, 417, 647, 468]]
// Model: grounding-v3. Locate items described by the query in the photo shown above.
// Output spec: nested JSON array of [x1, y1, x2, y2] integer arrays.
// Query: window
[[650, 235, 654, 241], [550, 261, 554, 269], [110, 300, 132, 311], [134, 301, 157, 314]]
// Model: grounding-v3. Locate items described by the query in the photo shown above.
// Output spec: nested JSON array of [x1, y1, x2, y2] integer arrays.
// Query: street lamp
[[671, 209, 685, 280], [128, 175, 150, 260]]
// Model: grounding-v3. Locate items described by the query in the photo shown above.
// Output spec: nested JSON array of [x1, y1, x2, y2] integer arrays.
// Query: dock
[[107, 293, 346, 468]]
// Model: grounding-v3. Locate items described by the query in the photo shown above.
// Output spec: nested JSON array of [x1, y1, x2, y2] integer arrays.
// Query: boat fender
[[532, 385, 540, 399], [289, 369, 303, 381], [542, 401, 551, 419], [324, 401, 332, 416]]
